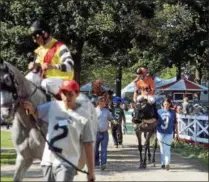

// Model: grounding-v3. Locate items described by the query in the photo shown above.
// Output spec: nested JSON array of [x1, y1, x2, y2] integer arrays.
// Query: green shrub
[[173, 139, 208, 166]]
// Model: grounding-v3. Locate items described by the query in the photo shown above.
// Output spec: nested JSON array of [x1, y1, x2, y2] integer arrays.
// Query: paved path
[[1, 133, 208, 181]]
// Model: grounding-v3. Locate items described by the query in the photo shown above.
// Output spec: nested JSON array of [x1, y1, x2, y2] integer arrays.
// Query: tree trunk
[[195, 66, 202, 84], [176, 62, 181, 80], [72, 41, 84, 84], [115, 65, 122, 97]]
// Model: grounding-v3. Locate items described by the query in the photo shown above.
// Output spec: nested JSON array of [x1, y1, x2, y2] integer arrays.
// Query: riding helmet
[[136, 67, 147, 76], [28, 19, 51, 36]]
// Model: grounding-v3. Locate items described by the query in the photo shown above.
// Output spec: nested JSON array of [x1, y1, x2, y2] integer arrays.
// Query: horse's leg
[[13, 154, 33, 182], [135, 126, 143, 169], [152, 131, 158, 167], [146, 132, 152, 163], [143, 131, 152, 168]]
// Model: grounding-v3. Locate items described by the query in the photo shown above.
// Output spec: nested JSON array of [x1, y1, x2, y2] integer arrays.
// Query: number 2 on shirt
[[49, 123, 68, 153]]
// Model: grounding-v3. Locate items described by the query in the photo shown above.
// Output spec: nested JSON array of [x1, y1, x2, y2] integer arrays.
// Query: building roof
[[157, 79, 208, 91]]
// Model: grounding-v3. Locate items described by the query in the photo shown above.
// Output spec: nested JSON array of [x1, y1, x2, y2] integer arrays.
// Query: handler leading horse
[[0, 60, 97, 181]]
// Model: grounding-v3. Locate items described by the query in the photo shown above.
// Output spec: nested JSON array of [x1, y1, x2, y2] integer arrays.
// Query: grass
[[0, 176, 13, 182], [1, 130, 16, 165], [1, 130, 13, 148], [1, 152, 16, 165], [172, 139, 209, 167]]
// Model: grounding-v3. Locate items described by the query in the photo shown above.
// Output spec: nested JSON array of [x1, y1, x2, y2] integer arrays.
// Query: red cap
[[60, 80, 80, 92]]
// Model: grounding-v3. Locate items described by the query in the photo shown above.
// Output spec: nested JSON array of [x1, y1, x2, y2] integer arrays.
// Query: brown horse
[[132, 100, 158, 169]]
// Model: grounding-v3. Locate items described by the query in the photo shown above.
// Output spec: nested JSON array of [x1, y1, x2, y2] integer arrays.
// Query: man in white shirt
[[24, 80, 96, 181]]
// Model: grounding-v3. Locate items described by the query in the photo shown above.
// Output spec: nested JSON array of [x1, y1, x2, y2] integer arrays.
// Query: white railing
[[177, 114, 209, 143]]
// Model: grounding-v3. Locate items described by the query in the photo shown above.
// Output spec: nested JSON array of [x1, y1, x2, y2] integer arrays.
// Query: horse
[[0, 60, 97, 181], [132, 98, 158, 169], [0, 60, 47, 181]]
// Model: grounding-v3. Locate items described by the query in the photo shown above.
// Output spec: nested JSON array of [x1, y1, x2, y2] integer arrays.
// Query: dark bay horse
[[0, 60, 97, 181], [132, 99, 158, 169]]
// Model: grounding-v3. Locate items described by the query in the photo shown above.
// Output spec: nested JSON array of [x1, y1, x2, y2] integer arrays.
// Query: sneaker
[[165, 164, 170, 171], [114, 145, 118, 148], [95, 162, 100, 168], [161, 165, 165, 169], [95, 165, 100, 169], [101, 164, 106, 171]]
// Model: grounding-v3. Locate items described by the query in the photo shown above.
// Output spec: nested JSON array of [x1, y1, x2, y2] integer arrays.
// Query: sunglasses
[[31, 30, 43, 39]]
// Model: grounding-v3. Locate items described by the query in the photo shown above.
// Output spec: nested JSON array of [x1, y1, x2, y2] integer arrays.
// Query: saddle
[[38, 87, 61, 102], [135, 120, 158, 132]]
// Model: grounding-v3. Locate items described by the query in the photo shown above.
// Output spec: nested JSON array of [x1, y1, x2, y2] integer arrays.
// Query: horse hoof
[[143, 165, 147, 169], [152, 163, 156, 167]]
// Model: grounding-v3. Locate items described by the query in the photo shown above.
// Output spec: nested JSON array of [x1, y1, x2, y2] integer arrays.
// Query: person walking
[[111, 97, 126, 148], [23, 80, 96, 181], [157, 97, 179, 171], [95, 96, 116, 171]]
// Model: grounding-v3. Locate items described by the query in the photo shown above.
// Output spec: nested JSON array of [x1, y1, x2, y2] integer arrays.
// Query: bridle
[[0, 63, 38, 117]]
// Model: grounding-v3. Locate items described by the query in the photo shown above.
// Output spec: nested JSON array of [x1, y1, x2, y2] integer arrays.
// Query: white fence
[[177, 114, 209, 143], [124, 110, 209, 142]]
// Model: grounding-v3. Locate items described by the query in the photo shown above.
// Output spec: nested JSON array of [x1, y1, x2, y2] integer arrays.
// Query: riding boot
[[46, 94, 51, 102]]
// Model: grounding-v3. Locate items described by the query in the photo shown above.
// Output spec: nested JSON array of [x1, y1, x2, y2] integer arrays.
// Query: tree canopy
[[1, 0, 208, 87]]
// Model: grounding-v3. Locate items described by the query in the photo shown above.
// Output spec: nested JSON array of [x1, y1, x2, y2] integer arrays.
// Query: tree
[[1, 0, 207, 86], [0, 0, 156, 83]]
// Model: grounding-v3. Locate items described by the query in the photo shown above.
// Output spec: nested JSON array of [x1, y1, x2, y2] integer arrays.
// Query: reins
[[1, 64, 90, 176], [32, 120, 89, 175]]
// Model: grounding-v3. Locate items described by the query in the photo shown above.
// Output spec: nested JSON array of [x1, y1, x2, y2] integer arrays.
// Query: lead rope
[[33, 120, 89, 175]]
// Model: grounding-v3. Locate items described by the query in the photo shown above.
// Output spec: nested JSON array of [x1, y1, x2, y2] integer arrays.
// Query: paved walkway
[[1, 134, 208, 181]]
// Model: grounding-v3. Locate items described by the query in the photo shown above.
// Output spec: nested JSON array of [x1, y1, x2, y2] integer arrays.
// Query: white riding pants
[[136, 95, 156, 104], [25, 72, 63, 95]]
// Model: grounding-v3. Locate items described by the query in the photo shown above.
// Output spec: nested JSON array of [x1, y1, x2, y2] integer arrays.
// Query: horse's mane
[[4, 61, 47, 107]]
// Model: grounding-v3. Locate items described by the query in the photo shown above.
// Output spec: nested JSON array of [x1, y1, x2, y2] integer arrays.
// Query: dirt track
[[1, 133, 208, 181]]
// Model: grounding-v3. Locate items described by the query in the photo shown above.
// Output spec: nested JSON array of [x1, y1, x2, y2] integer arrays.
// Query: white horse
[[0, 60, 97, 181]]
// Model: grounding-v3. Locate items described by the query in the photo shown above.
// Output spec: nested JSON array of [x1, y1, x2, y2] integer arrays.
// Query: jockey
[[25, 19, 74, 99], [133, 67, 155, 104], [89, 80, 105, 106]]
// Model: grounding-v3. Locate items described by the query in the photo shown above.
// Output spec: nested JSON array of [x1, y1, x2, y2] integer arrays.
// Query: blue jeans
[[95, 131, 109, 166], [157, 131, 173, 165]]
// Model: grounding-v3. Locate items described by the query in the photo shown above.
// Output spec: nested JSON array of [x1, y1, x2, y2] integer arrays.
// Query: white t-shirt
[[37, 95, 97, 167]]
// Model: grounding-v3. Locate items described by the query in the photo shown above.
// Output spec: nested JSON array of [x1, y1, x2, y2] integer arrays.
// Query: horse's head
[[0, 59, 19, 122]]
